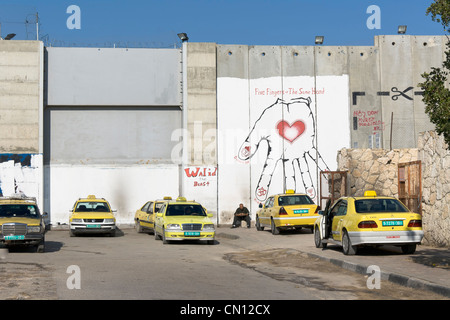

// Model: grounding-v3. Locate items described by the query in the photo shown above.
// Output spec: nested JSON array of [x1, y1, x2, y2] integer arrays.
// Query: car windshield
[[165, 204, 206, 216], [75, 201, 110, 212], [278, 195, 314, 206], [0, 204, 40, 218], [355, 199, 409, 213]]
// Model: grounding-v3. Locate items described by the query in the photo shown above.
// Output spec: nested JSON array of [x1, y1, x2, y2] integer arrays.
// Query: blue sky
[[0, 0, 446, 47]]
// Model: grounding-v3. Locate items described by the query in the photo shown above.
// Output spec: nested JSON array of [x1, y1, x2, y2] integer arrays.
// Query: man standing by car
[[231, 203, 251, 228]]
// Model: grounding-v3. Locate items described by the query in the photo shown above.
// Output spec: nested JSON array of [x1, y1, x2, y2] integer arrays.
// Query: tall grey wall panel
[[44, 108, 181, 165], [46, 47, 181, 106]]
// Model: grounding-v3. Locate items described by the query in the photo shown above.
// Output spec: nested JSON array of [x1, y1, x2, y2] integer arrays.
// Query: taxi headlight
[[71, 219, 82, 223], [203, 224, 215, 231], [27, 226, 41, 233], [166, 224, 181, 230], [104, 219, 115, 223]]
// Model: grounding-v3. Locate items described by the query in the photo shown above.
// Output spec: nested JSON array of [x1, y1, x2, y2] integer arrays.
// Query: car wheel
[[342, 230, 357, 255], [401, 244, 416, 254], [162, 227, 169, 244], [154, 228, 161, 240], [271, 218, 279, 235], [314, 226, 327, 249], [256, 216, 264, 231], [35, 238, 45, 253], [135, 220, 143, 233]]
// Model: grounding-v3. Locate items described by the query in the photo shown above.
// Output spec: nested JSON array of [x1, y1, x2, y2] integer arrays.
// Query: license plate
[[293, 209, 309, 214], [86, 224, 101, 228], [382, 220, 403, 226], [184, 231, 200, 236], [4, 235, 25, 240]]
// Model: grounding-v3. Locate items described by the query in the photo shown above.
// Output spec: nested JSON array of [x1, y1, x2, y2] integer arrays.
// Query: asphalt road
[[0, 226, 447, 301]]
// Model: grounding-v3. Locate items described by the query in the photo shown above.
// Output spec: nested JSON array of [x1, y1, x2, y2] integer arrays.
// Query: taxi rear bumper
[[348, 230, 424, 246], [273, 216, 319, 228]]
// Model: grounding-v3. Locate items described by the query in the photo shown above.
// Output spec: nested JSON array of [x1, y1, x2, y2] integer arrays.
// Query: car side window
[[142, 202, 151, 212], [264, 197, 273, 208], [329, 200, 341, 215], [148, 203, 154, 214], [336, 201, 347, 216]]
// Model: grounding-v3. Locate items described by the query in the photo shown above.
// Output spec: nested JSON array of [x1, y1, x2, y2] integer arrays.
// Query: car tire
[[342, 230, 357, 255], [314, 226, 327, 249], [271, 218, 279, 235], [35, 238, 45, 253], [162, 227, 169, 244], [135, 220, 143, 233], [154, 228, 161, 240], [256, 216, 264, 231], [401, 244, 416, 254]]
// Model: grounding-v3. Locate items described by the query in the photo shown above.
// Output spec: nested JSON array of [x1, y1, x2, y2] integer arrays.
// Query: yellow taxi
[[255, 190, 319, 235], [314, 190, 424, 255], [69, 195, 116, 237], [0, 194, 48, 252], [135, 197, 172, 233], [154, 197, 215, 244]]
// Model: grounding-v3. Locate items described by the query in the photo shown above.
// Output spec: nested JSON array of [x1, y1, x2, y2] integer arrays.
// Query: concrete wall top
[[46, 47, 182, 106]]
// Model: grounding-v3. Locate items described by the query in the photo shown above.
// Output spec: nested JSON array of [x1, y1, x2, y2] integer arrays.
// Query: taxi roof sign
[[163, 196, 172, 200], [176, 196, 187, 202], [87, 195, 96, 199], [364, 190, 377, 197], [285, 189, 295, 194]]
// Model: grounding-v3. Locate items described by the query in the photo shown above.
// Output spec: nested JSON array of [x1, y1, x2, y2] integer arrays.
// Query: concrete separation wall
[[0, 40, 44, 208]]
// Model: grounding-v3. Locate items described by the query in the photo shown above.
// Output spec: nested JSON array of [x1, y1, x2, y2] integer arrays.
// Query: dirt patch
[[224, 248, 448, 300], [0, 262, 57, 300]]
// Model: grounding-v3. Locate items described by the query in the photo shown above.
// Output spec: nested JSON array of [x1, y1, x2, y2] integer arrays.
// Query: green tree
[[419, 0, 450, 148]]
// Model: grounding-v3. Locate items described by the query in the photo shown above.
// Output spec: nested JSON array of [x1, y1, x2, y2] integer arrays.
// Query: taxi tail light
[[358, 221, 378, 228], [279, 207, 288, 215], [408, 220, 422, 228]]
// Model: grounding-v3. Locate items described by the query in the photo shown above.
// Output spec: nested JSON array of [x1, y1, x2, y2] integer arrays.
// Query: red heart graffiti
[[276, 120, 305, 143]]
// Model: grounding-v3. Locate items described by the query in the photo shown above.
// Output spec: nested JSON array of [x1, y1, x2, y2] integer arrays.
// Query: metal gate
[[319, 171, 347, 209], [398, 161, 422, 215]]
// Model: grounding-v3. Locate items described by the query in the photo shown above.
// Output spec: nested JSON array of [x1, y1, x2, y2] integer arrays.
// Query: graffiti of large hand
[[238, 97, 328, 202]]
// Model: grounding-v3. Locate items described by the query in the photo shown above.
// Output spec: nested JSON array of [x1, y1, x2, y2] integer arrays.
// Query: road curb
[[302, 250, 450, 298]]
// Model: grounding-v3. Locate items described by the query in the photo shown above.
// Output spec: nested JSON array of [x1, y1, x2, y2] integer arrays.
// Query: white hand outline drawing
[[238, 97, 329, 202]]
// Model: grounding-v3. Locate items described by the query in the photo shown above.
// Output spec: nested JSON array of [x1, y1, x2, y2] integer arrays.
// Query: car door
[[154, 203, 166, 235], [331, 200, 347, 241], [260, 197, 274, 226], [140, 201, 153, 228]]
